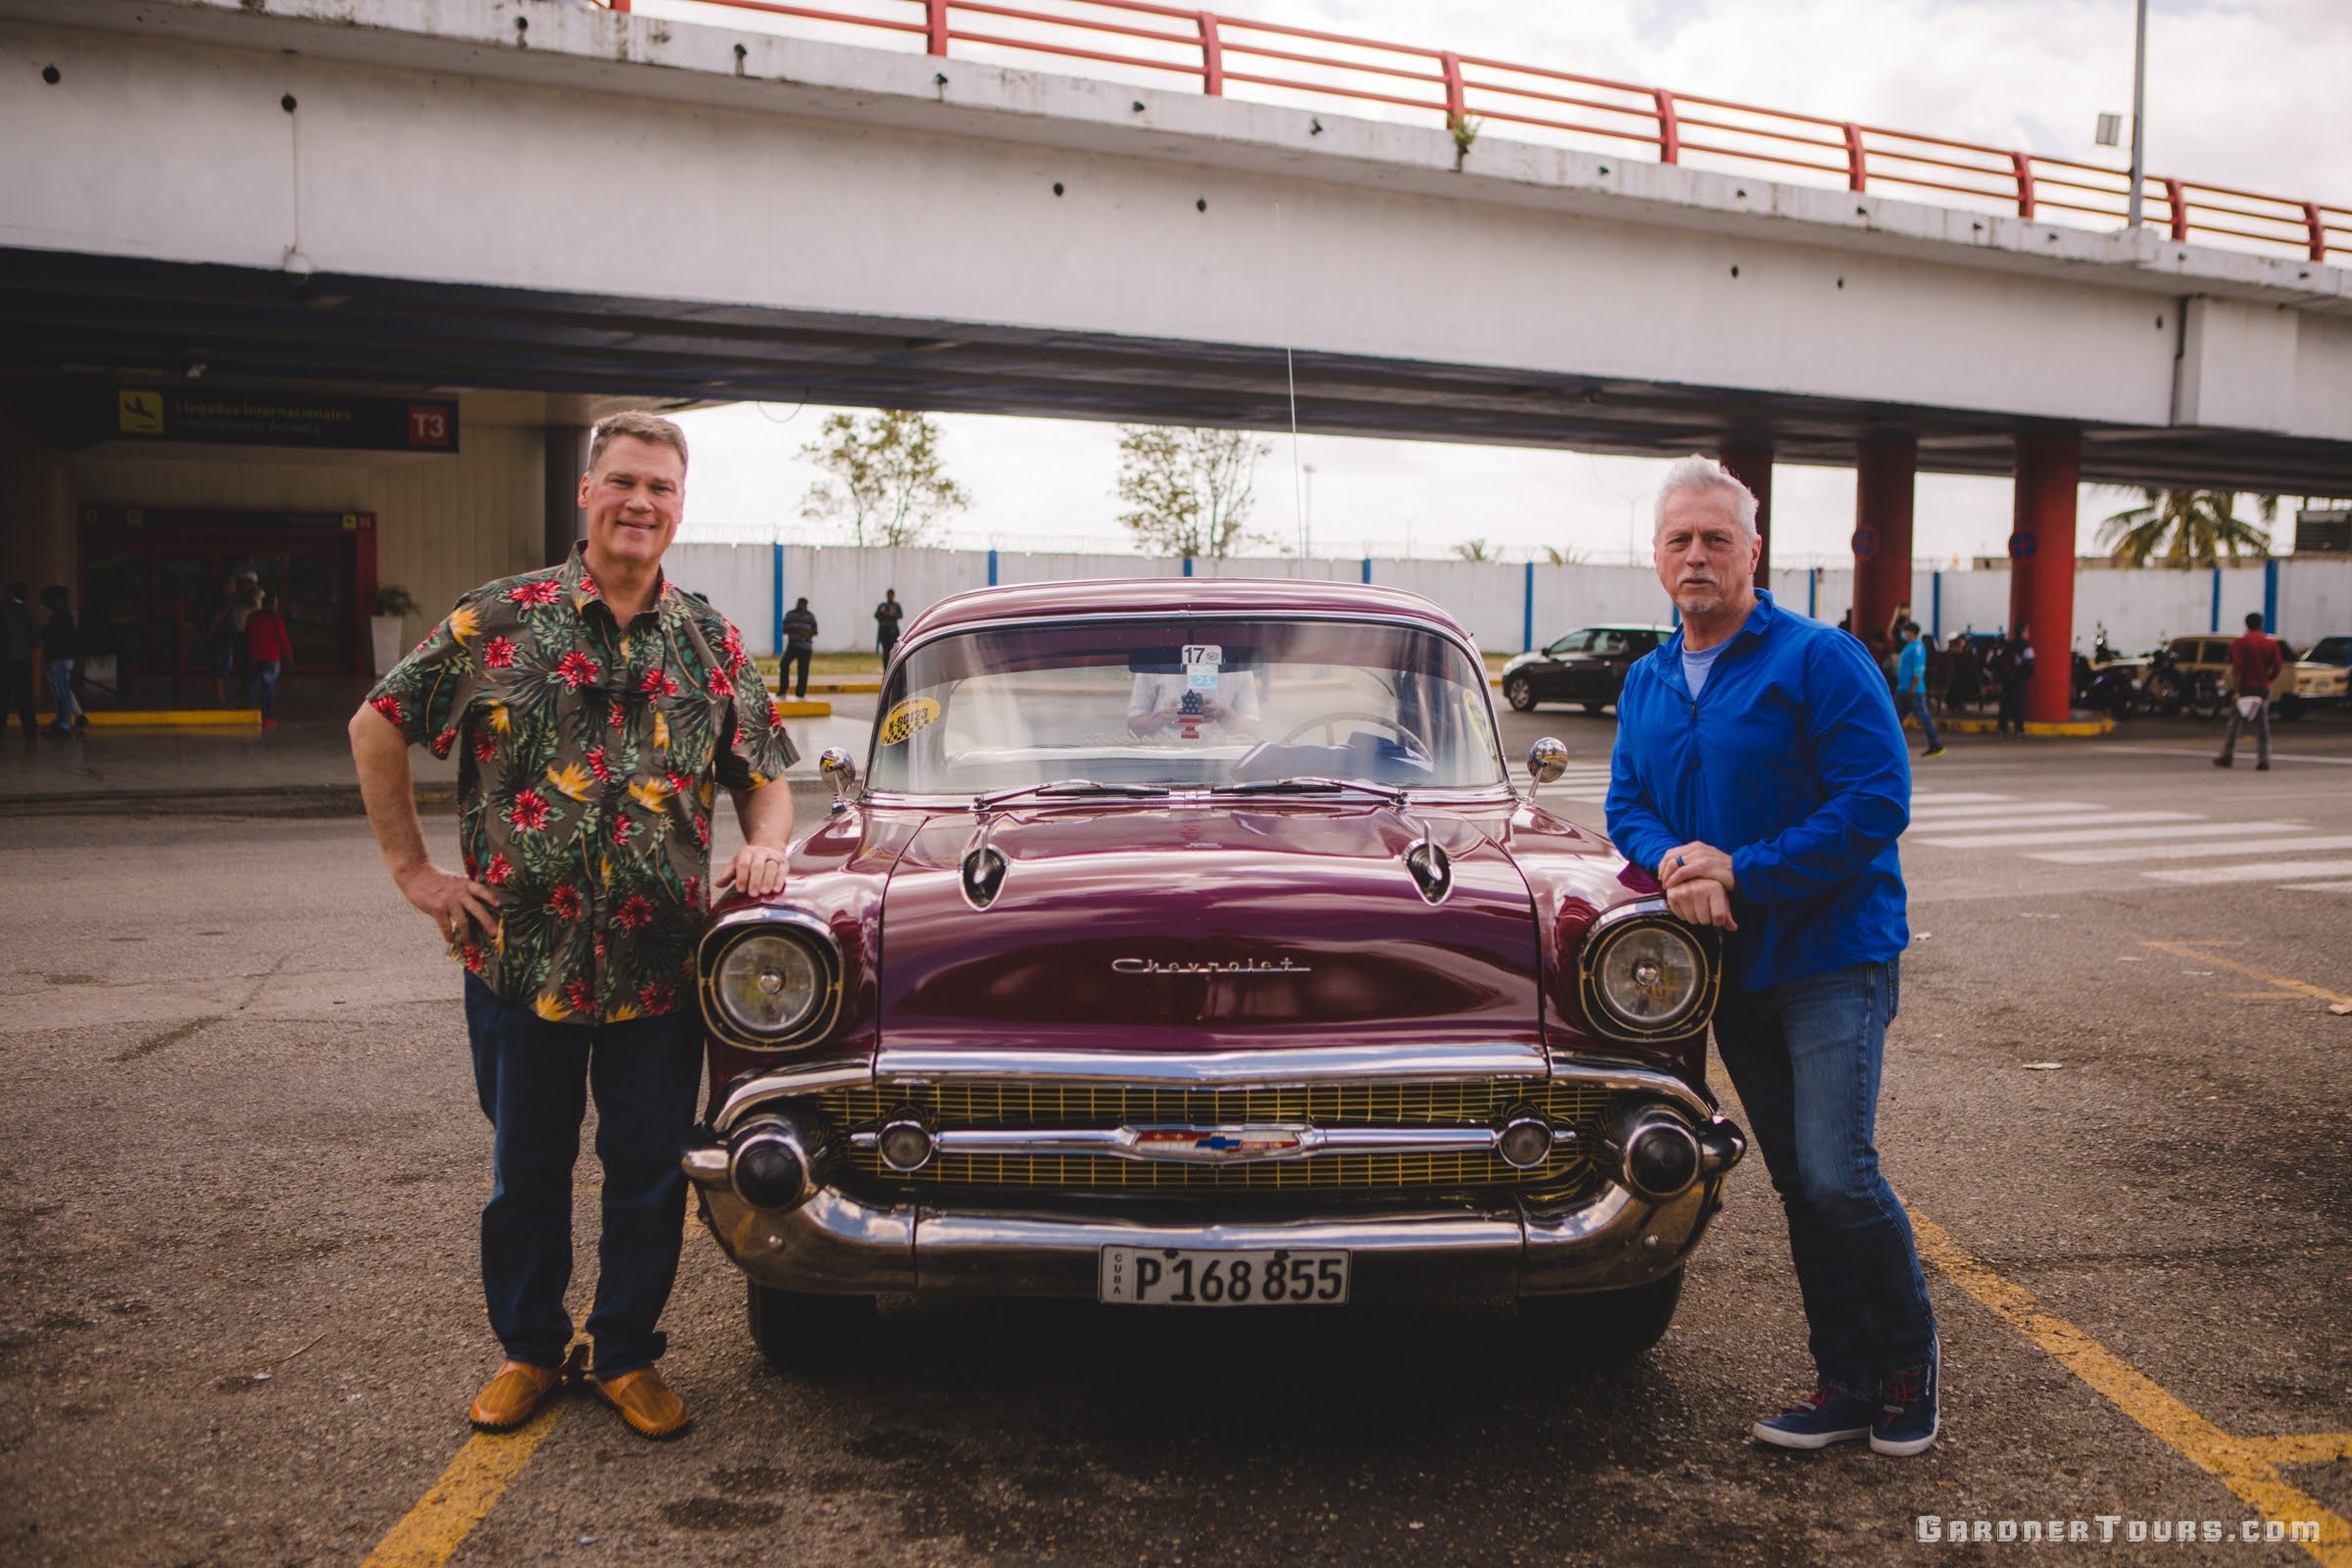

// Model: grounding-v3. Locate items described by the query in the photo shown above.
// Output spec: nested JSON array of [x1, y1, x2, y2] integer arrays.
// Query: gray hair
[[1653, 455, 1758, 539], [588, 410, 689, 474]]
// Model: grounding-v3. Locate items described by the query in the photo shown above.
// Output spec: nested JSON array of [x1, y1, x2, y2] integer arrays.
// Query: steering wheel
[[1275, 710, 1432, 755]]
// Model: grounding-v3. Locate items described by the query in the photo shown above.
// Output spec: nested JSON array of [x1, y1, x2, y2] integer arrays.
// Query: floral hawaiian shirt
[[367, 545, 798, 1024]]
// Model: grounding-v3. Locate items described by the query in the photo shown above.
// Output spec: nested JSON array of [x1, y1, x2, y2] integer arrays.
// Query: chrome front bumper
[[686, 1157, 1735, 1299], [685, 1042, 1742, 1299]]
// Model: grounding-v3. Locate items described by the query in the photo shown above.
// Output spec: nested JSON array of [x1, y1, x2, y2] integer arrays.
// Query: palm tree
[[2097, 489, 2271, 567], [1451, 538, 1496, 563]]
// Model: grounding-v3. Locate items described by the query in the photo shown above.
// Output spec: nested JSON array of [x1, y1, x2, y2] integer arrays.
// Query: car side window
[[1592, 631, 1628, 656], [1547, 631, 1594, 656]]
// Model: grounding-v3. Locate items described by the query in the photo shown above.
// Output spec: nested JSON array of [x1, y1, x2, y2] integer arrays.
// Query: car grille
[[814, 1078, 1610, 1199]]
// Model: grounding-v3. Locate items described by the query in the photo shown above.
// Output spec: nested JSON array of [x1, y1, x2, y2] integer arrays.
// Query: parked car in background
[[2291, 635, 2350, 712], [1499, 623, 1674, 713], [683, 580, 1745, 1371], [2164, 632, 2306, 718]]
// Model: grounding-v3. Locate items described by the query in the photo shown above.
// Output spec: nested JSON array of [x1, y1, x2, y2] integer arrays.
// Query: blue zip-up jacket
[[1605, 590, 1910, 992]]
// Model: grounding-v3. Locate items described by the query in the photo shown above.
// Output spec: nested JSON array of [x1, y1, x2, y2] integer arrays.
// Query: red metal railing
[[600, 0, 2346, 263]]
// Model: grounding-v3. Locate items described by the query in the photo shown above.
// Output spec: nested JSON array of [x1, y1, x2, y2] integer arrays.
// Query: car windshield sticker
[[878, 696, 941, 745], [1183, 644, 1222, 692]]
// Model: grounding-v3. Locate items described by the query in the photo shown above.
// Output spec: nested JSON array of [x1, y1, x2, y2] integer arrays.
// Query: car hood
[[876, 801, 1544, 1054]]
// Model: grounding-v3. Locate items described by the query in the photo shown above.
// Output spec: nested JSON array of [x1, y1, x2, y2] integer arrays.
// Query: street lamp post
[[2126, 0, 2148, 229]]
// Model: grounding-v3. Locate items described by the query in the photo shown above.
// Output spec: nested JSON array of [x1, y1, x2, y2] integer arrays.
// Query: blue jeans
[[1895, 690, 1940, 752], [45, 658, 78, 726], [1712, 958, 1936, 1396], [244, 660, 281, 720], [464, 975, 704, 1379]]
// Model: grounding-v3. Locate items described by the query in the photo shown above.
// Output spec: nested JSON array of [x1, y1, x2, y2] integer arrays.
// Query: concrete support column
[[0, 411, 78, 597], [1850, 435, 1916, 655], [2008, 430, 2081, 723], [1718, 443, 1774, 590], [543, 424, 590, 566]]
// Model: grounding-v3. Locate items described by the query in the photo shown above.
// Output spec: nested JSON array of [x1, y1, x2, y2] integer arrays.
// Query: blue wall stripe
[[769, 542, 784, 655], [2210, 566, 2222, 633], [2263, 558, 2278, 632], [1931, 570, 1942, 641], [1182, 556, 1194, 578], [1521, 562, 1535, 653], [1360, 557, 1372, 584], [987, 548, 998, 587]]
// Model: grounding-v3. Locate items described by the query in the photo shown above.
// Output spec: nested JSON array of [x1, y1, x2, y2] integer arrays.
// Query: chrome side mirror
[[818, 747, 859, 809], [1527, 738, 1568, 787]]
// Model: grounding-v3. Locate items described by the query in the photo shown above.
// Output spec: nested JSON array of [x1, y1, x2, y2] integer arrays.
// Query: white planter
[[371, 614, 407, 677]]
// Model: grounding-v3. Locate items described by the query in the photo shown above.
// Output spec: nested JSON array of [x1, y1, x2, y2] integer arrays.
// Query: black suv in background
[[1500, 624, 1674, 713]]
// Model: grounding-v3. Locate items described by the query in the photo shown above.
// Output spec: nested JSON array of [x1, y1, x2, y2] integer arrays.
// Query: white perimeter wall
[[666, 545, 2352, 660]]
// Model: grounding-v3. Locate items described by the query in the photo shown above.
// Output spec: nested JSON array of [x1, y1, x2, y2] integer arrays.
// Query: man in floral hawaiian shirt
[[350, 412, 797, 1442]]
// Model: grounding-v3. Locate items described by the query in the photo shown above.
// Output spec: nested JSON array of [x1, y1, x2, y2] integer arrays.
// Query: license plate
[[1098, 1248, 1349, 1306]]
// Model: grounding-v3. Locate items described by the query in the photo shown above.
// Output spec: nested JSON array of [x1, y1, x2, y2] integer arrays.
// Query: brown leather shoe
[[468, 1360, 564, 1432], [591, 1366, 691, 1440]]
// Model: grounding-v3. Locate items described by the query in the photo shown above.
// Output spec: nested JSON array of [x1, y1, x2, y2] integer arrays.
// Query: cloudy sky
[[645, 0, 2350, 566]]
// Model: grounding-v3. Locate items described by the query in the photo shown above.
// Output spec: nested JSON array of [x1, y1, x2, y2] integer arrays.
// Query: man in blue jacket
[[1606, 456, 1938, 1456]]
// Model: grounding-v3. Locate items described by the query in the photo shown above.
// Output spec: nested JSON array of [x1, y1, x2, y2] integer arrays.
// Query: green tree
[[1541, 544, 1587, 566], [1114, 425, 1271, 559], [2097, 488, 2271, 567], [800, 410, 971, 548], [1452, 538, 1495, 563]]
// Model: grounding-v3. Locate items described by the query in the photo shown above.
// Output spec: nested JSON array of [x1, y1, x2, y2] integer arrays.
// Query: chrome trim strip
[[870, 1041, 1550, 1088], [716, 1046, 1723, 1135], [848, 1123, 1517, 1164]]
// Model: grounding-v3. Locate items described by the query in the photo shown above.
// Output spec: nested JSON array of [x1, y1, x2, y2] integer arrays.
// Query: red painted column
[[1851, 436, 1916, 654], [1718, 443, 1774, 590], [2008, 431, 2081, 723]]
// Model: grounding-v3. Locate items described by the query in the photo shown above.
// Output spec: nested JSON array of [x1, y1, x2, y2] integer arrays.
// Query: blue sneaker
[[1751, 1387, 1875, 1449], [1872, 1340, 1940, 1455]]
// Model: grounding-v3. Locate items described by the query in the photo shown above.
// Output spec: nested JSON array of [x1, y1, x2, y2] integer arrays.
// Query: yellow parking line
[[1910, 1211, 2351, 1567], [2139, 941, 2351, 1006], [2243, 1434, 2352, 1466], [358, 1402, 564, 1568]]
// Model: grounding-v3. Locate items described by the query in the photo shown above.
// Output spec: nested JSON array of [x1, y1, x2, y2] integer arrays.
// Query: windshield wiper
[[1219, 776, 1406, 803], [975, 778, 1173, 809]]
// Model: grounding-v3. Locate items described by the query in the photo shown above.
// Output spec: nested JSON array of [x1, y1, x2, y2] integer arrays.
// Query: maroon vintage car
[[681, 578, 1744, 1364]]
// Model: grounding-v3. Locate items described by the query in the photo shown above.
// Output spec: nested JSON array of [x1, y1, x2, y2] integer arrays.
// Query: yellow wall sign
[[877, 697, 941, 745], [118, 390, 165, 434]]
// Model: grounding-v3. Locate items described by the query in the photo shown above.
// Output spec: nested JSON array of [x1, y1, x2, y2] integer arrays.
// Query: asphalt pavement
[[2, 699, 2347, 1566]]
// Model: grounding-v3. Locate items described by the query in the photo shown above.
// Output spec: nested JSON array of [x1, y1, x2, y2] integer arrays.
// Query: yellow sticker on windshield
[[878, 697, 941, 745]]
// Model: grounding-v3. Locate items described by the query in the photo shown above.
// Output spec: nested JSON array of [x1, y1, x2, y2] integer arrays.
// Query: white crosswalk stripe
[[1555, 784, 2349, 892], [1913, 819, 2310, 850], [2146, 858, 2352, 886], [2028, 834, 2352, 864]]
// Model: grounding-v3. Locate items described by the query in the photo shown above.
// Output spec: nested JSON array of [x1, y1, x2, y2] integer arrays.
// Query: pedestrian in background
[[1994, 622, 2034, 737], [38, 584, 83, 736], [1893, 622, 1945, 759], [780, 596, 817, 700], [874, 587, 904, 660], [349, 411, 797, 1445], [2, 581, 38, 739], [244, 591, 294, 730], [1608, 455, 1937, 1457], [2214, 611, 2281, 771]]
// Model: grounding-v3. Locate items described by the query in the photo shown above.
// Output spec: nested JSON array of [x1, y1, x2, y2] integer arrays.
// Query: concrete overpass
[[4, 0, 2350, 715]]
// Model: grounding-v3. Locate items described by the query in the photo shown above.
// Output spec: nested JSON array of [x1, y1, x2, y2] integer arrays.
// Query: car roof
[[900, 577, 1479, 644], [1557, 623, 1675, 634]]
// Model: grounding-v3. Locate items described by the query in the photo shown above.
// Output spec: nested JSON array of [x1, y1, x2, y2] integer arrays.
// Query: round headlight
[[711, 931, 826, 1042], [1587, 919, 1708, 1037]]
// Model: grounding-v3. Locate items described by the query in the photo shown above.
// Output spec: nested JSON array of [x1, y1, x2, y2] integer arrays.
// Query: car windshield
[[2308, 636, 2350, 666], [867, 615, 1508, 796]]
